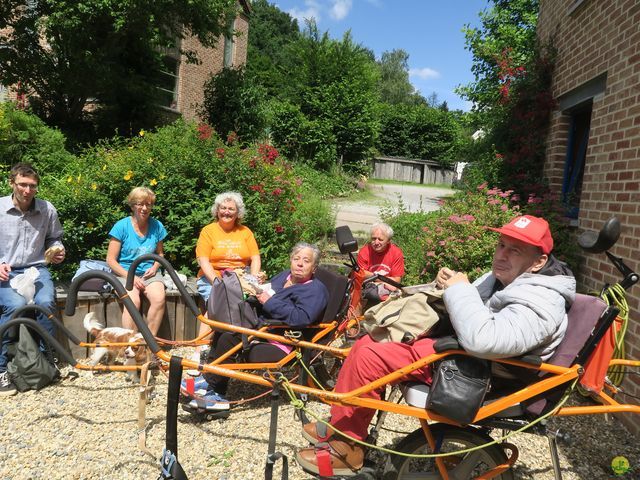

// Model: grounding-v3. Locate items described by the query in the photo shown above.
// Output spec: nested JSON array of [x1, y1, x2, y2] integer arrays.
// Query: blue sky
[[273, 0, 491, 111]]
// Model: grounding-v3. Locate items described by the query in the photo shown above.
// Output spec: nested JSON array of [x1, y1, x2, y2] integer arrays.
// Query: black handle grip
[[10, 304, 81, 345], [126, 253, 200, 317], [64, 270, 161, 353], [0, 317, 76, 365]]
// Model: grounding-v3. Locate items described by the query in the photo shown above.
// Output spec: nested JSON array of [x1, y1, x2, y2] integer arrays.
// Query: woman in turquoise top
[[106, 187, 167, 335]]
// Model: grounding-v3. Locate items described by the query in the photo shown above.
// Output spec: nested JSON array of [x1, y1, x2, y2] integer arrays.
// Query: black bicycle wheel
[[384, 424, 515, 480]]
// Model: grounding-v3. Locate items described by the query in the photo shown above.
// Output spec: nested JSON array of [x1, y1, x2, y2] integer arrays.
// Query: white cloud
[[409, 67, 441, 80], [329, 0, 353, 20], [288, 0, 322, 24]]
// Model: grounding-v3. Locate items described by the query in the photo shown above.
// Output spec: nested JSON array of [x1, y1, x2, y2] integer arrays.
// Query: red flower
[[274, 224, 284, 233], [215, 148, 225, 158], [250, 184, 264, 193], [197, 123, 213, 140], [272, 188, 283, 196]]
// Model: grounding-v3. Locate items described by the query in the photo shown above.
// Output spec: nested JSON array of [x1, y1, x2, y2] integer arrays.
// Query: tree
[[199, 67, 267, 144], [270, 21, 380, 171], [377, 49, 424, 105], [0, 0, 236, 138], [457, 0, 539, 116], [245, 0, 300, 97]]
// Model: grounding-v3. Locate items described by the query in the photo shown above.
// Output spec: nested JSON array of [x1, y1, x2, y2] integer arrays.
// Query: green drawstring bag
[[7, 325, 59, 392]]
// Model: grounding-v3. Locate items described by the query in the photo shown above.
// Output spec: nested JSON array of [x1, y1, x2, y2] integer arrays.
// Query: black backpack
[[7, 325, 59, 392], [207, 271, 260, 328]]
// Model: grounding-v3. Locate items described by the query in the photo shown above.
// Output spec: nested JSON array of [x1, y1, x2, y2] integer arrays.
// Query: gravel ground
[[1, 354, 639, 480]]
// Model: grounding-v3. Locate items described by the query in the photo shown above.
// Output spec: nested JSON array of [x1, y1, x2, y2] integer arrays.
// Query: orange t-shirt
[[195, 222, 259, 277]]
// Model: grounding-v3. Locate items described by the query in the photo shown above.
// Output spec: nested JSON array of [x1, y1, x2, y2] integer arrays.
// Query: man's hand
[[51, 248, 66, 264], [436, 267, 469, 289], [0, 264, 11, 282]]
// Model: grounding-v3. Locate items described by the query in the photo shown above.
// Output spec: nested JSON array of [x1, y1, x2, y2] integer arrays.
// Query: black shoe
[[0, 371, 17, 397]]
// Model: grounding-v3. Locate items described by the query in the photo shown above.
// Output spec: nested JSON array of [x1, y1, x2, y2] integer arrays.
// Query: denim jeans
[[0, 265, 56, 372]]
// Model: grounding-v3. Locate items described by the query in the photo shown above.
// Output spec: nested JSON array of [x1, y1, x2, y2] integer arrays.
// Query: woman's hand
[[142, 266, 158, 280], [133, 275, 146, 291], [256, 291, 272, 304]]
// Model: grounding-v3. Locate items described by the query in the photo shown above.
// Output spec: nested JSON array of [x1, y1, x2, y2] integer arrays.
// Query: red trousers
[[330, 334, 436, 440]]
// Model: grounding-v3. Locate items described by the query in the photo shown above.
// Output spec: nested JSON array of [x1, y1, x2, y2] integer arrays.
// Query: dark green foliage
[[199, 67, 267, 143], [0, 103, 74, 175], [245, 0, 300, 97], [0, 0, 236, 141], [376, 103, 463, 166]]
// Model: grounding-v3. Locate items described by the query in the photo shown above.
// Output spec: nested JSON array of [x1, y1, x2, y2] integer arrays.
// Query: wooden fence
[[55, 279, 202, 359], [371, 156, 455, 185]]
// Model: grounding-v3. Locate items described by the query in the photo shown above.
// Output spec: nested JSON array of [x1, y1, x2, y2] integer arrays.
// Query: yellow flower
[[91, 183, 98, 190], [76, 174, 82, 183], [102, 164, 107, 171], [67, 176, 73, 183], [160, 174, 166, 180], [124, 170, 133, 181], [139, 129, 145, 137], [150, 178, 158, 186], [87, 222, 94, 229]]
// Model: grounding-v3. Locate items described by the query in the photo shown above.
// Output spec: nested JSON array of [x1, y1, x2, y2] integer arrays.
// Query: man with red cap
[[295, 215, 576, 477]]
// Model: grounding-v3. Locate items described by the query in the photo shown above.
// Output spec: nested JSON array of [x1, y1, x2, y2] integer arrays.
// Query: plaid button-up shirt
[[0, 195, 64, 268]]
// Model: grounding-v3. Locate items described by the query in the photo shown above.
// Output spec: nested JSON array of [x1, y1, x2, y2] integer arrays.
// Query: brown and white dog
[[83, 312, 147, 380]]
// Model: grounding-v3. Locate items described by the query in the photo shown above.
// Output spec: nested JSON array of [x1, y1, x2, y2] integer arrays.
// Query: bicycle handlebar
[[64, 270, 161, 353], [126, 253, 200, 317], [0, 317, 76, 365], [362, 273, 404, 290], [10, 304, 82, 345]]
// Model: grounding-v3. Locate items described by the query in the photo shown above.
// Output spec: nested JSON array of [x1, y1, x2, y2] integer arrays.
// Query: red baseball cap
[[487, 215, 554, 254]]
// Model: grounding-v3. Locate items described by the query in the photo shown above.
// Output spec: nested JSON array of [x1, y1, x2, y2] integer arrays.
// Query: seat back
[[526, 293, 611, 415], [314, 267, 350, 323], [545, 293, 609, 367]]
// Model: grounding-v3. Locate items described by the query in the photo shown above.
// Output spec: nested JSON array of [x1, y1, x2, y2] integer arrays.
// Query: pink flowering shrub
[[382, 186, 518, 284]]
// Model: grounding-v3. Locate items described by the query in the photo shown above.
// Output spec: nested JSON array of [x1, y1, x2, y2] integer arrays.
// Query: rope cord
[[280, 373, 579, 459], [601, 283, 629, 387]]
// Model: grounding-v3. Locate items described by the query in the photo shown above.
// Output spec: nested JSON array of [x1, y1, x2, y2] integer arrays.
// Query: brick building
[[537, 0, 640, 432], [0, 0, 251, 122], [162, 0, 251, 120]]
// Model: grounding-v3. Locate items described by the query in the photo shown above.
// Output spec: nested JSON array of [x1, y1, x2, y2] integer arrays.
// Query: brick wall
[[538, 0, 640, 433], [177, 11, 250, 121]]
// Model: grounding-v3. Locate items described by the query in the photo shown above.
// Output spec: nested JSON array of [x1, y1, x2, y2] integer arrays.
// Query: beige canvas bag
[[362, 291, 441, 343]]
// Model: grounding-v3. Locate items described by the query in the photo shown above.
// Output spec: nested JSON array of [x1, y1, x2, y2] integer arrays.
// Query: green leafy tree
[[457, 0, 539, 116], [271, 22, 380, 171], [199, 67, 267, 144], [377, 49, 425, 105], [245, 0, 300, 97], [0, 0, 236, 138]]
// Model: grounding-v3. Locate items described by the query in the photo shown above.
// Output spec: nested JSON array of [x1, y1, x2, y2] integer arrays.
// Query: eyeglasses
[[134, 202, 154, 208], [15, 183, 39, 190], [218, 207, 237, 213]]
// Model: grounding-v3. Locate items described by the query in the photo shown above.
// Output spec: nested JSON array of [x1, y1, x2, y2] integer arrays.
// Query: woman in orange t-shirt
[[192, 192, 261, 365]]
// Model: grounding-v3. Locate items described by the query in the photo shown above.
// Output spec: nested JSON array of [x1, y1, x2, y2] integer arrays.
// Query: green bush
[[0, 103, 75, 175], [382, 186, 518, 284], [2, 113, 334, 279]]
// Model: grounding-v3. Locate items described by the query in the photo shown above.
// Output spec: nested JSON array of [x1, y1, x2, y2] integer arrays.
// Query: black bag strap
[[158, 356, 188, 480]]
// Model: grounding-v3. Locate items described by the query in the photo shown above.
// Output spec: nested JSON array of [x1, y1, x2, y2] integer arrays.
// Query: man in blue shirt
[[0, 163, 65, 396]]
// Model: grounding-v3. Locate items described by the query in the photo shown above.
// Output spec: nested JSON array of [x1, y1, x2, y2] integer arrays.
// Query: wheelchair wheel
[[384, 424, 514, 480]]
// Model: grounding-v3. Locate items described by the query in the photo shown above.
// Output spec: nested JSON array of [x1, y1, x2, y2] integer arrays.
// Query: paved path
[[334, 183, 454, 234]]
